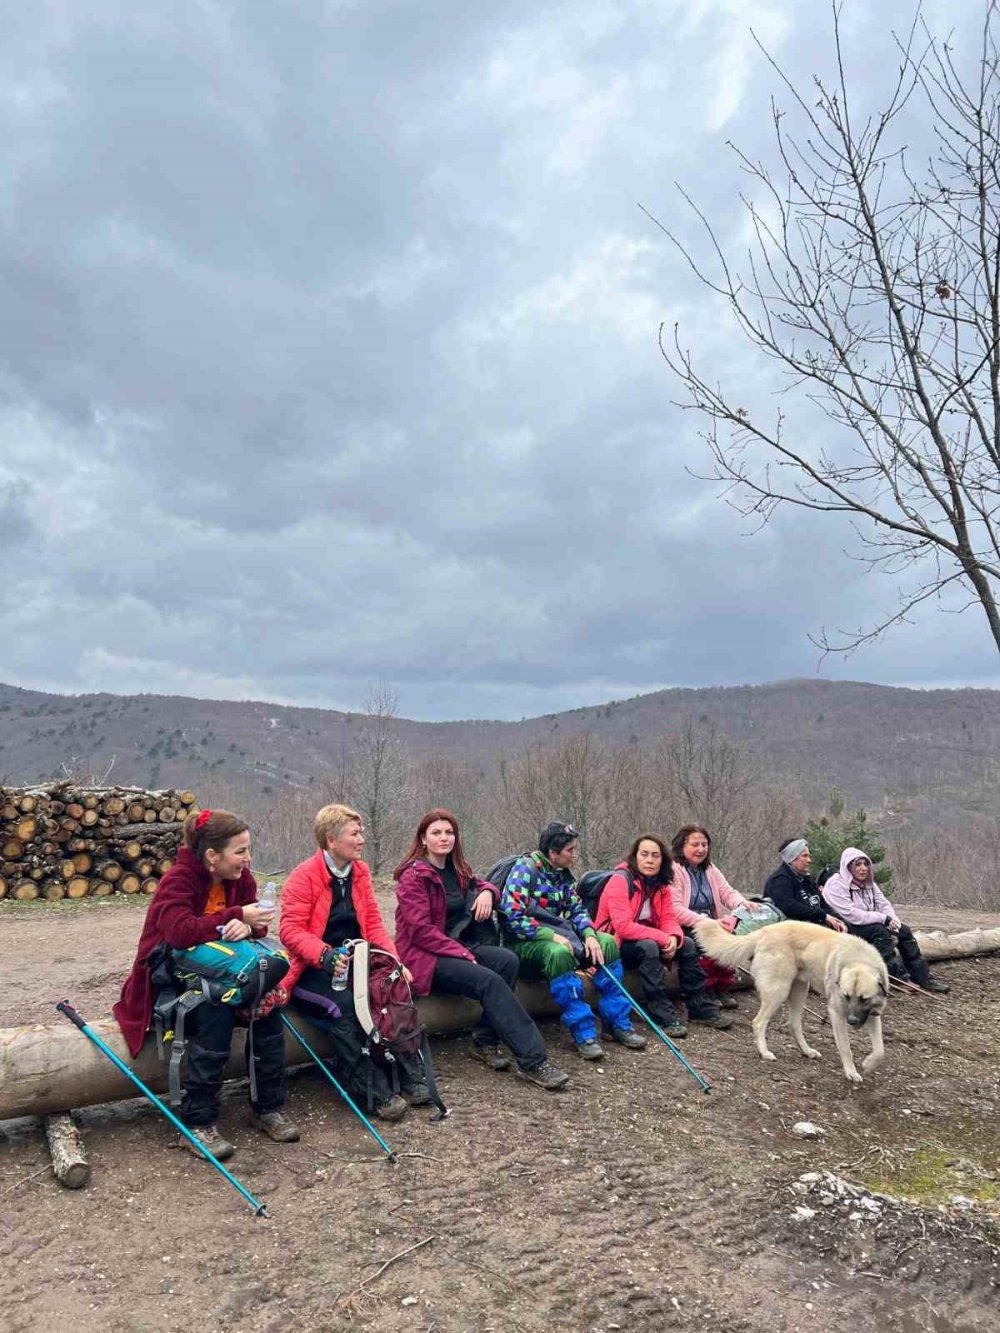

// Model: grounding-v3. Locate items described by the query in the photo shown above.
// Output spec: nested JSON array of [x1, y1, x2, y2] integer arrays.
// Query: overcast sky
[[0, 0, 996, 721]]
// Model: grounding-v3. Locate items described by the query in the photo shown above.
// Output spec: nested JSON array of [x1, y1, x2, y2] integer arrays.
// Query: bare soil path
[[1, 897, 998, 1332]]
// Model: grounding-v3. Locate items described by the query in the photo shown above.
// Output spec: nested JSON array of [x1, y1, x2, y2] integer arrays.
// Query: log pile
[[0, 783, 197, 903]]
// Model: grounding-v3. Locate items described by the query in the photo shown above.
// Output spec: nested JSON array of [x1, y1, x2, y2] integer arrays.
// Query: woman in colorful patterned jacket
[[669, 823, 750, 1008], [594, 834, 732, 1034], [499, 821, 646, 1060], [394, 809, 568, 1090], [280, 803, 428, 1122]]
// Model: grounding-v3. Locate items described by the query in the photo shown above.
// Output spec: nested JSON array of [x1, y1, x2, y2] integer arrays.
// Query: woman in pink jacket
[[595, 834, 731, 1033], [670, 824, 749, 1006]]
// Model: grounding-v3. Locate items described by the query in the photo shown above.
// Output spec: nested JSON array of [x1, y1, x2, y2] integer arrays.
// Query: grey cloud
[[0, 0, 997, 720]]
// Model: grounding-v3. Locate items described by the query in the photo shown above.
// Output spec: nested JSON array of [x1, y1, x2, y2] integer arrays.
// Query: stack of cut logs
[[0, 783, 197, 902]]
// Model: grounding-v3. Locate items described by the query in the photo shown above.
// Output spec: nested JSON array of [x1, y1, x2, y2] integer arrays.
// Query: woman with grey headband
[[762, 838, 847, 932]]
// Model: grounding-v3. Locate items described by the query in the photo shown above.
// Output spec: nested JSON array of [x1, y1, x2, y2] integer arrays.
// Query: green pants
[[510, 931, 620, 981]]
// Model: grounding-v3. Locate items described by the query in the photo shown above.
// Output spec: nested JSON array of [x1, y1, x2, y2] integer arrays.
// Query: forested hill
[[0, 677, 997, 826]]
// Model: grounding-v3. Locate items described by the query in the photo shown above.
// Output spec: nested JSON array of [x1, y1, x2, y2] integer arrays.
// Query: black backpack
[[576, 868, 620, 923], [483, 853, 537, 894]]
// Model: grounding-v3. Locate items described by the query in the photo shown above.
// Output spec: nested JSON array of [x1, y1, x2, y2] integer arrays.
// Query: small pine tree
[[805, 789, 892, 890]]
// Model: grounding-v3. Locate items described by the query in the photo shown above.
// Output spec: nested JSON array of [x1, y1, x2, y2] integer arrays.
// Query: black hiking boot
[[689, 1010, 734, 1031], [575, 1038, 605, 1061], [607, 1026, 647, 1051], [403, 1081, 432, 1105], [182, 1124, 235, 1161], [470, 1044, 512, 1072], [516, 1060, 570, 1090], [251, 1111, 300, 1143], [658, 1017, 688, 1038], [921, 977, 950, 994], [718, 993, 739, 1010]]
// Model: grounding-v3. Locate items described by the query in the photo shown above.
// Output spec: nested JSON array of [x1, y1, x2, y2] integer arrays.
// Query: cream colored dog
[[693, 918, 889, 1083]]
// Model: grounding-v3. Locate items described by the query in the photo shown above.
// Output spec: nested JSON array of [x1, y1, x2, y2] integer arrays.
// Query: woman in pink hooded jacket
[[821, 847, 949, 992]]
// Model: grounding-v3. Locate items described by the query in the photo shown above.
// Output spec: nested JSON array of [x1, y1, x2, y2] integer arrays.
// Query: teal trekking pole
[[279, 1011, 397, 1162], [56, 1001, 268, 1215], [596, 966, 712, 1094]]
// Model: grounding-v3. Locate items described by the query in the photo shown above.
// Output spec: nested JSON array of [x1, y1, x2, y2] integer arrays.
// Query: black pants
[[845, 921, 930, 985], [180, 1002, 285, 1128], [291, 966, 419, 1108], [432, 944, 547, 1071], [620, 936, 718, 1022]]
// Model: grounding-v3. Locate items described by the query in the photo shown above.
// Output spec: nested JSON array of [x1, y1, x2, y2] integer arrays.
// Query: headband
[[781, 838, 808, 864]]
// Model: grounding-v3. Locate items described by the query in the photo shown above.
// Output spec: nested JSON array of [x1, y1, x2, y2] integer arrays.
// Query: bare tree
[[351, 680, 408, 875], [659, 2, 1000, 655]]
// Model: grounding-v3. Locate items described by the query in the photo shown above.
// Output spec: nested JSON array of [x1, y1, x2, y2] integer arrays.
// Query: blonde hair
[[314, 803, 363, 850]]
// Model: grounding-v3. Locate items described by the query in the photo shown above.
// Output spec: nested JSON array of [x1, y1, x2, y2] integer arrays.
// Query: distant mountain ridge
[[1, 677, 998, 825]]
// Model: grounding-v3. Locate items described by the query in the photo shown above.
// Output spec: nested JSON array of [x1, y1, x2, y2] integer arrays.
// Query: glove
[[321, 946, 349, 977]]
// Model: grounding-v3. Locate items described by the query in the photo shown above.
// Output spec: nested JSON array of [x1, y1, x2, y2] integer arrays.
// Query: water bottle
[[258, 880, 279, 912], [330, 945, 350, 991]]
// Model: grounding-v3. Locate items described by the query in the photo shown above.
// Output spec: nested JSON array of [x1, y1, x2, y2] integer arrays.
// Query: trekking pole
[[596, 965, 712, 1094], [55, 1001, 267, 1217], [279, 1012, 398, 1163], [889, 975, 936, 998]]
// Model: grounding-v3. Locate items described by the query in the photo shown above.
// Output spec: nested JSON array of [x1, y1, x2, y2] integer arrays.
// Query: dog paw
[[861, 1056, 883, 1074], [844, 1070, 863, 1084], [802, 1048, 822, 1060], [760, 1051, 777, 1062]]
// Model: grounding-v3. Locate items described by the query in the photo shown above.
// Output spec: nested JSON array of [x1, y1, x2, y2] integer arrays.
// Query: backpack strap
[[166, 989, 206, 1107], [350, 940, 379, 1045]]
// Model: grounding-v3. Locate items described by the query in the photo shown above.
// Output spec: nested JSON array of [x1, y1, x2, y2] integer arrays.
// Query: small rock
[[401, 1296, 418, 1307], [792, 1206, 817, 1221], [792, 1121, 825, 1139], [949, 1195, 975, 1210], [799, 1172, 821, 1184]]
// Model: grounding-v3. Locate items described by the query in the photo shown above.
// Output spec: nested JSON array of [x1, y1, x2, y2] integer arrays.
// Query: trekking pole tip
[[254, 1203, 269, 1218]]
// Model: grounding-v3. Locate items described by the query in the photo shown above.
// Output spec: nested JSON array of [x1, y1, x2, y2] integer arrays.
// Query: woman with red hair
[[394, 810, 568, 1091]]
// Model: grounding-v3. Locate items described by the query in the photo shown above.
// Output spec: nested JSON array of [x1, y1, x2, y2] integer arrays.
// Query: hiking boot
[[403, 1082, 432, 1105], [608, 1026, 647, 1051], [374, 1095, 408, 1123], [659, 1018, 688, 1038], [516, 1060, 570, 1091], [470, 1044, 512, 1072], [575, 1038, 605, 1061], [251, 1111, 300, 1143], [182, 1124, 235, 1161], [921, 977, 950, 994], [717, 993, 739, 1010], [689, 1010, 734, 1031]]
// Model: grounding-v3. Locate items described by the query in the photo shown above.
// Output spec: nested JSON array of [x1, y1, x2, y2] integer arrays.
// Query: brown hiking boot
[[181, 1124, 235, 1161], [608, 1026, 648, 1051], [251, 1111, 300, 1143], [374, 1094, 408, 1122], [516, 1060, 570, 1091], [470, 1044, 512, 1072], [575, 1038, 605, 1060]]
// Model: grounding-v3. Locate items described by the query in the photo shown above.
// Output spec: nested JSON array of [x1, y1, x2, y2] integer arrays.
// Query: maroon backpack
[[351, 942, 448, 1119]]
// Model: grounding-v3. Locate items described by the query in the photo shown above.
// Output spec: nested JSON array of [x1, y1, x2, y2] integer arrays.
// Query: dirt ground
[[1, 895, 998, 1333]]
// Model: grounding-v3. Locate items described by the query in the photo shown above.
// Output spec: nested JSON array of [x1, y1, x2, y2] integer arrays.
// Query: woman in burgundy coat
[[114, 809, 299, 1161], [394, 809, 568, 1091]]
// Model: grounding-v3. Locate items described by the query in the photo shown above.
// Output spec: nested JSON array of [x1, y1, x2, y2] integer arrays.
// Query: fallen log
[[912, 925, 1000, 961]]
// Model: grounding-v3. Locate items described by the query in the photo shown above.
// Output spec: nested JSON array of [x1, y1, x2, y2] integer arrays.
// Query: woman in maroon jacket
[[114, 809, 299, 1161], [394, 809, 568, 1091], [594, 834, 731, 1035]]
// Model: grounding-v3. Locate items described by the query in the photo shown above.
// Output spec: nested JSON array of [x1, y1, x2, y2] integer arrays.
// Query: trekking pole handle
[[56, 1000, 87, 1031]]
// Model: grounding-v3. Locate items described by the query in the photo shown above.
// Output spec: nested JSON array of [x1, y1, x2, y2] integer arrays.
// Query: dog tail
[[692, 918, 761, 970]]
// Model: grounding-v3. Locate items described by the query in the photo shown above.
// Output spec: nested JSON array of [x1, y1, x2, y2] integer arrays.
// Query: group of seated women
[[114, 801, 928, 1162]]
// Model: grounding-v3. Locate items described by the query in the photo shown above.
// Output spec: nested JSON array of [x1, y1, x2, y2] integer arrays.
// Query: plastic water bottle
[[258, 880, 279, 912], [330, 945, 350, 991]]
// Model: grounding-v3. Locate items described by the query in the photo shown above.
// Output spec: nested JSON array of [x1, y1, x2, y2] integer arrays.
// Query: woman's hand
[[472, 889, 494, 922], [660, 939, 678, 961], [826, 915, 847, 933], [221, 918, 253, 942], [242, 903, 274, 930], [583, 936, 605, 968]]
